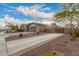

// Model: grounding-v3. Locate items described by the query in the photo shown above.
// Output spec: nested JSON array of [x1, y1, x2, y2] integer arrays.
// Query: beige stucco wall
[[29, 24, 45, 32], [29, 24, 39, 32]]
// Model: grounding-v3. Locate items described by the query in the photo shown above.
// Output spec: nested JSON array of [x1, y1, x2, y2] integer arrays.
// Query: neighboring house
[[20, 24, 29, 32], [49, 23, 65, 33], [28, 22, 47, 32]]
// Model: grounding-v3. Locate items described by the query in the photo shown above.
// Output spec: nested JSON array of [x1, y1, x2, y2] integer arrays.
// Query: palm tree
[[54, 3, 79, 40]]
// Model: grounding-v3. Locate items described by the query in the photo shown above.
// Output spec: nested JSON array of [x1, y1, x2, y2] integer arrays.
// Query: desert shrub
[[19, 33, 23, 37], [43, 51, 57, 56], [75, 29, 79, 37], [16, 29, 24, 32], [69, 29, 77, 41], [9, 25, 18, 30], [43, 50, 64, 56], [37, 32, 40, 35]]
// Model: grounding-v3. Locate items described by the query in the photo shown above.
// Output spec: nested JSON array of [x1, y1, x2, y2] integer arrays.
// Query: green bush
[[9, 25, 18, 30]]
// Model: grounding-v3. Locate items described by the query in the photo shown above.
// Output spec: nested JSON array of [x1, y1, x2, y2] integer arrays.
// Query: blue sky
[[0, 3, 65, 27], [0, 3, 63, 20]]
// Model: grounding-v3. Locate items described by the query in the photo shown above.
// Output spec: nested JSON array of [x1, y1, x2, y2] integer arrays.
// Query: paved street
[[6, 33, 63, 56]]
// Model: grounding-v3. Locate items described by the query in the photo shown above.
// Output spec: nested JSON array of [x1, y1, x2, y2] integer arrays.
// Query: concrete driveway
[[6, 33, 64, 56]]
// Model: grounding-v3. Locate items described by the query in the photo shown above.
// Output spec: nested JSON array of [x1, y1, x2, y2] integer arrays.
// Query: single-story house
[[19, 22, 69, 33], [28, 22, 47, 32], [20, 22, 47, 32], [20, 24, 29, 32]]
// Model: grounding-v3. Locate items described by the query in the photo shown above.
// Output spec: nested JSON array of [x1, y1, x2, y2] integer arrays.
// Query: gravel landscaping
[[5, 32, 46, 41], [22, 34, 79, 56]]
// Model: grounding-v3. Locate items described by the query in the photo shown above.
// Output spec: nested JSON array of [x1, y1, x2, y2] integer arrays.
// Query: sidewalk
[[7, 33, 63, 56], [0, 33, 8, 56]]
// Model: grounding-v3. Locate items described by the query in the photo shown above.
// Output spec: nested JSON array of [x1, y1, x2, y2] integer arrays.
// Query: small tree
[[9, 25, 18, 30], [54, 3, 79, 40]]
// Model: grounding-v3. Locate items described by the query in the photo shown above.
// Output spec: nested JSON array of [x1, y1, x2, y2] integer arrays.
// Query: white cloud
[[0, 15, 72, 28], [30, 4, 45, 11], [43, 7, 52, 11], [4, 15, 20, 24], [16, 4, 54, 19], [0, 15, 44, 26], [0, 15, 24, 26], [0, 19, 6, 28]]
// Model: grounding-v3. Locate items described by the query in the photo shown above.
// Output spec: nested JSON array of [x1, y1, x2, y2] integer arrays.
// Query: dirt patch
[[22, 34, 79, 56], [5, 34, 31, 41]]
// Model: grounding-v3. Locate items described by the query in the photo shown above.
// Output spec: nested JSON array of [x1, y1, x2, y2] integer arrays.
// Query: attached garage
[[28, 23, 45, 32], [29, 27, 37, 32], [55, 28, 64, 33]]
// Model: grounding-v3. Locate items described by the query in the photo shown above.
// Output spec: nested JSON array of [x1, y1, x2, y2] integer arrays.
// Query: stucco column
[[0, 33, 8, 56]]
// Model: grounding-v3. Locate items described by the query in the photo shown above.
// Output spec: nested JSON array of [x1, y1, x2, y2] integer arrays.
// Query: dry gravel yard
[[5, 32, 45, 41], [22, 34, 79, 56]]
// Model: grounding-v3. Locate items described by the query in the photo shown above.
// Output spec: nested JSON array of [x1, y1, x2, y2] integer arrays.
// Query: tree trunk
[[70, 18, 76, 41]]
